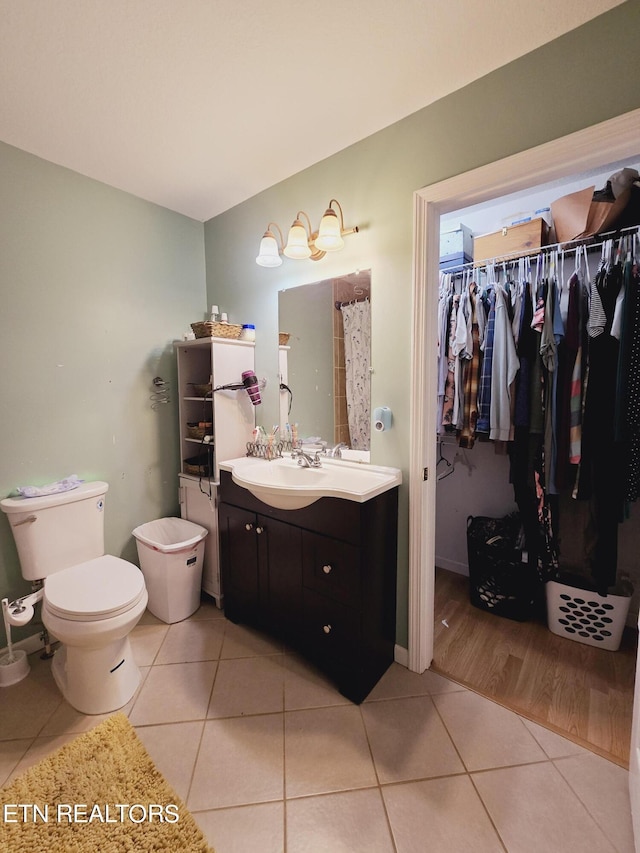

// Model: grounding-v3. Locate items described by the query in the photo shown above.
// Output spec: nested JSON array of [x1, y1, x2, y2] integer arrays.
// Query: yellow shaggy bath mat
[[0, 713, 214, 852]]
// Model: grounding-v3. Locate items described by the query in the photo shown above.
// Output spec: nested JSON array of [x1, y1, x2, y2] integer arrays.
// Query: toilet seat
[[44, 555, 146, 622]]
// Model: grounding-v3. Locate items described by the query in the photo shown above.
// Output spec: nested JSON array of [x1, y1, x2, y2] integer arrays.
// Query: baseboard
[[394, 644, 408, 668], [0, 631, 46, 658], [435, 556, 468, 575]]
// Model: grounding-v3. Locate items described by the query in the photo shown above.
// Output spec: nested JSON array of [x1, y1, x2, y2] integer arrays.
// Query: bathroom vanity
[[218, 465, 399, 703]]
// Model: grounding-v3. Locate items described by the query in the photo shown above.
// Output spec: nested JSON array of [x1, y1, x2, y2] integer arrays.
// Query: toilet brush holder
[[0, 597, 31, 687], [0, 648, 30, 687]]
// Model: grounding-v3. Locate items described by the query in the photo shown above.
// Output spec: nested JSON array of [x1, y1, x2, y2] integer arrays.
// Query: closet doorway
[[408, 110, 640, 762]]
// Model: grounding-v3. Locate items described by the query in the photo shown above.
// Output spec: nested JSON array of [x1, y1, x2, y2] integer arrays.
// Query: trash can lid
[[132, 517, 208, 553]]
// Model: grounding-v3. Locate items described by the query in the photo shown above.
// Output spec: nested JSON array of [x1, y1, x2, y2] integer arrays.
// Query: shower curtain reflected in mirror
[[340, 299, 371, 450]]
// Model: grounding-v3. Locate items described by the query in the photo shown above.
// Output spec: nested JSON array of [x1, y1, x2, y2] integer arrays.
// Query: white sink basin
[[219, 456, 402, 510]]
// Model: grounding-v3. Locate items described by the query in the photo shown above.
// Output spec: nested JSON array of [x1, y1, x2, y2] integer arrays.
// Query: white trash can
[[132, 517, 208, 624]]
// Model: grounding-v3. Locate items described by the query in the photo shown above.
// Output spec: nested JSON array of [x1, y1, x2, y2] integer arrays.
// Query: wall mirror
[[278, 269, 371, 453]]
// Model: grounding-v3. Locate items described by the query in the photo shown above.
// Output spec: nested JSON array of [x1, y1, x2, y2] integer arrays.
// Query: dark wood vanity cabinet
[[218, 470, 398, 703]]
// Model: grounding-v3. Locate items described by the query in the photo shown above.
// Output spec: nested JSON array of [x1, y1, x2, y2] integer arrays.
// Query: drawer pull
[[256, 526, 264, 535], [323, 624, 332, 634], [245, 522, 254, 531], [322, 564, 332, 574]]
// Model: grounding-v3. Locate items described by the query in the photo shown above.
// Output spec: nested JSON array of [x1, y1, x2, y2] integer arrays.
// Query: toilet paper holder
[[373, 406, 393, 432]]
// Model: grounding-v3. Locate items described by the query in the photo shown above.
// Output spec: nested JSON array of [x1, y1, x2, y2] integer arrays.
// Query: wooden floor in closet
[[432, 567, 638, 768]]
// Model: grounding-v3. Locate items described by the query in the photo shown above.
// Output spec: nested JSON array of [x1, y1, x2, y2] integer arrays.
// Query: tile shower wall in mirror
[[279, 270, 371, 448]]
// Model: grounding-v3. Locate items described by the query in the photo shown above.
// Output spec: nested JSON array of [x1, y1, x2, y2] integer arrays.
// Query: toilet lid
[[44, 555, 146, 621]]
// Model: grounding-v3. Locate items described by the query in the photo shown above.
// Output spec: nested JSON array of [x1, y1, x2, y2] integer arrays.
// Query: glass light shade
[[256, 232, 283, 267], [283, 219, 312, 259], [315, 208, 344, 251]]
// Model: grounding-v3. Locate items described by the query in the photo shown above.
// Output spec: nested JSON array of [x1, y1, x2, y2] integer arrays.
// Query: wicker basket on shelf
[[186, 422, 213, 440], [279, 333, 291, 346], [191, 321, 243, 340], [189, 382, 212, 397]]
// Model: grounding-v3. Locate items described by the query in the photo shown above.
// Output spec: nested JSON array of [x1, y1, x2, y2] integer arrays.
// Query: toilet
[[0, 481, 148, 715]]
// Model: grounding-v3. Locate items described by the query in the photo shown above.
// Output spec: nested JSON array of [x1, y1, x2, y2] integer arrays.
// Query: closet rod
[[441, 223, 639, 275]]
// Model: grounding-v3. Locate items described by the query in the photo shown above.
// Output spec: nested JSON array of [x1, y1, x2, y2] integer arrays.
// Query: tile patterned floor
[[0, 599, 635, 852]]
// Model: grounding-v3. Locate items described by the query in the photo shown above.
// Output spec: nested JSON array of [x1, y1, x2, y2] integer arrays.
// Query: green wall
[[0, 142, 206, 646], [203, 1, 640, 647]]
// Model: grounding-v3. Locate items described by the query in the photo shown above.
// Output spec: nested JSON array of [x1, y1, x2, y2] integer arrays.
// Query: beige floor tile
[[0, 653, 62, 740], [555, 752, 635, 852], [207, 656, 284, 718], [365, 662, 467, 701], [382, 775, 504, 853], [187, 715, 284, 811], [472, 761, 617, 852], [0, 738, 33, 787], [155, 619, 225, 664], [137, 607, 164, 626], [188, 598, 225, 621], [128, 623, 169, 666], [432, 689, 546, 771], [135, 720, 204, 801], [521, 716, 590, 759], [39, 666, 150, 736], [220, 622, 284, 659], [286, 788, 395, 853], [195, 802, 284, 853], [5, 732, 82, 785], [128, 660, 217, 725], [285, 706, 377, 798], [283, 654, 351, 711], [361, 696, 464, 783], [382, 775, 502, 853]]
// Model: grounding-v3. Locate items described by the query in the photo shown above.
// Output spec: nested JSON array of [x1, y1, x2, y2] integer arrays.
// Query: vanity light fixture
[[255, 199, 358, 267]]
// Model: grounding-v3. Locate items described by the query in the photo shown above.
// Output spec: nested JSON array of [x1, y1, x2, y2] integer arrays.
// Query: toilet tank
[[0, 481, 109, 581]]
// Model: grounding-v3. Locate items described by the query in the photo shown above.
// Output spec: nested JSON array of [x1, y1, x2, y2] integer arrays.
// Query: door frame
[[408, 107, 640, 674]]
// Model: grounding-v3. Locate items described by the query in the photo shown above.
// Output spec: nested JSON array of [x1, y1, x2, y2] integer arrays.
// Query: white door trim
[[409, 106, 640, 674]]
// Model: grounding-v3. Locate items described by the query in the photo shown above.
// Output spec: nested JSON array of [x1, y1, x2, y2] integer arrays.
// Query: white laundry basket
[[132, 517, 208, 624], [546, 579, 632, 651]]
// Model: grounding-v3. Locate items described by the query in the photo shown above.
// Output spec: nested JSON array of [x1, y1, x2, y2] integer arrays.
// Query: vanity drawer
[[302, 531, 361, 607], [301, 588, 359, 666]]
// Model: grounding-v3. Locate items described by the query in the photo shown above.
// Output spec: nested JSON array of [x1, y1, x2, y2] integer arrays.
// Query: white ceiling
[[0, 1, 625, 222]]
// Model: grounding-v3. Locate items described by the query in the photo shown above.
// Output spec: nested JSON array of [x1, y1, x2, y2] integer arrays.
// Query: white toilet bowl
[[41, 555, 148, 715]]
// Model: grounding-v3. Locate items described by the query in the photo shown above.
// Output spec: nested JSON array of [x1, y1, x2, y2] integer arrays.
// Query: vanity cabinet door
[[257, 514, 303, 642], [218, 502, 260, 625], [302, 531, 361, 607]]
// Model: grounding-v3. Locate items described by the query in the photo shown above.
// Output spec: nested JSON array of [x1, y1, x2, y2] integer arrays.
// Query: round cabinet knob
[[322, 564, 332, 574], [245, 523, 254, 531], [256, 526, 264, 535], [323, 624, 332, 634]]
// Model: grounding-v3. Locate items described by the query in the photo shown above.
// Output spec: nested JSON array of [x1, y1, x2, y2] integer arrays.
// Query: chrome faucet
[[327, 442, 347, 458], [292, 448, 322, 468]]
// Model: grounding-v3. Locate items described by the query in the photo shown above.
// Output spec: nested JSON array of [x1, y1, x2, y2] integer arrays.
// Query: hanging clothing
[[489, 285, 520, 442], [578, 259, 624, 592], [442, 293, 460, 432], [458, 284, 482, 448], [476, 288, 496, 435]]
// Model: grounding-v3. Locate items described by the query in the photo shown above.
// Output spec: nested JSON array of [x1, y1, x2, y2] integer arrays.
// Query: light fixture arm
[[327, 198, 358, 238], [266, 221, 285, 251]]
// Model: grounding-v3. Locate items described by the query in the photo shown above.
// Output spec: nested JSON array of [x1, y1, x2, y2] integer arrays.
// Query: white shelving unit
[[174, 336, 256, 607]]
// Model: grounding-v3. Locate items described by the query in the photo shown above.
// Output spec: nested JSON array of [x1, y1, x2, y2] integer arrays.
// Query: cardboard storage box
[[551, 185, 630, 243], [473, 217, 549, 264]]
